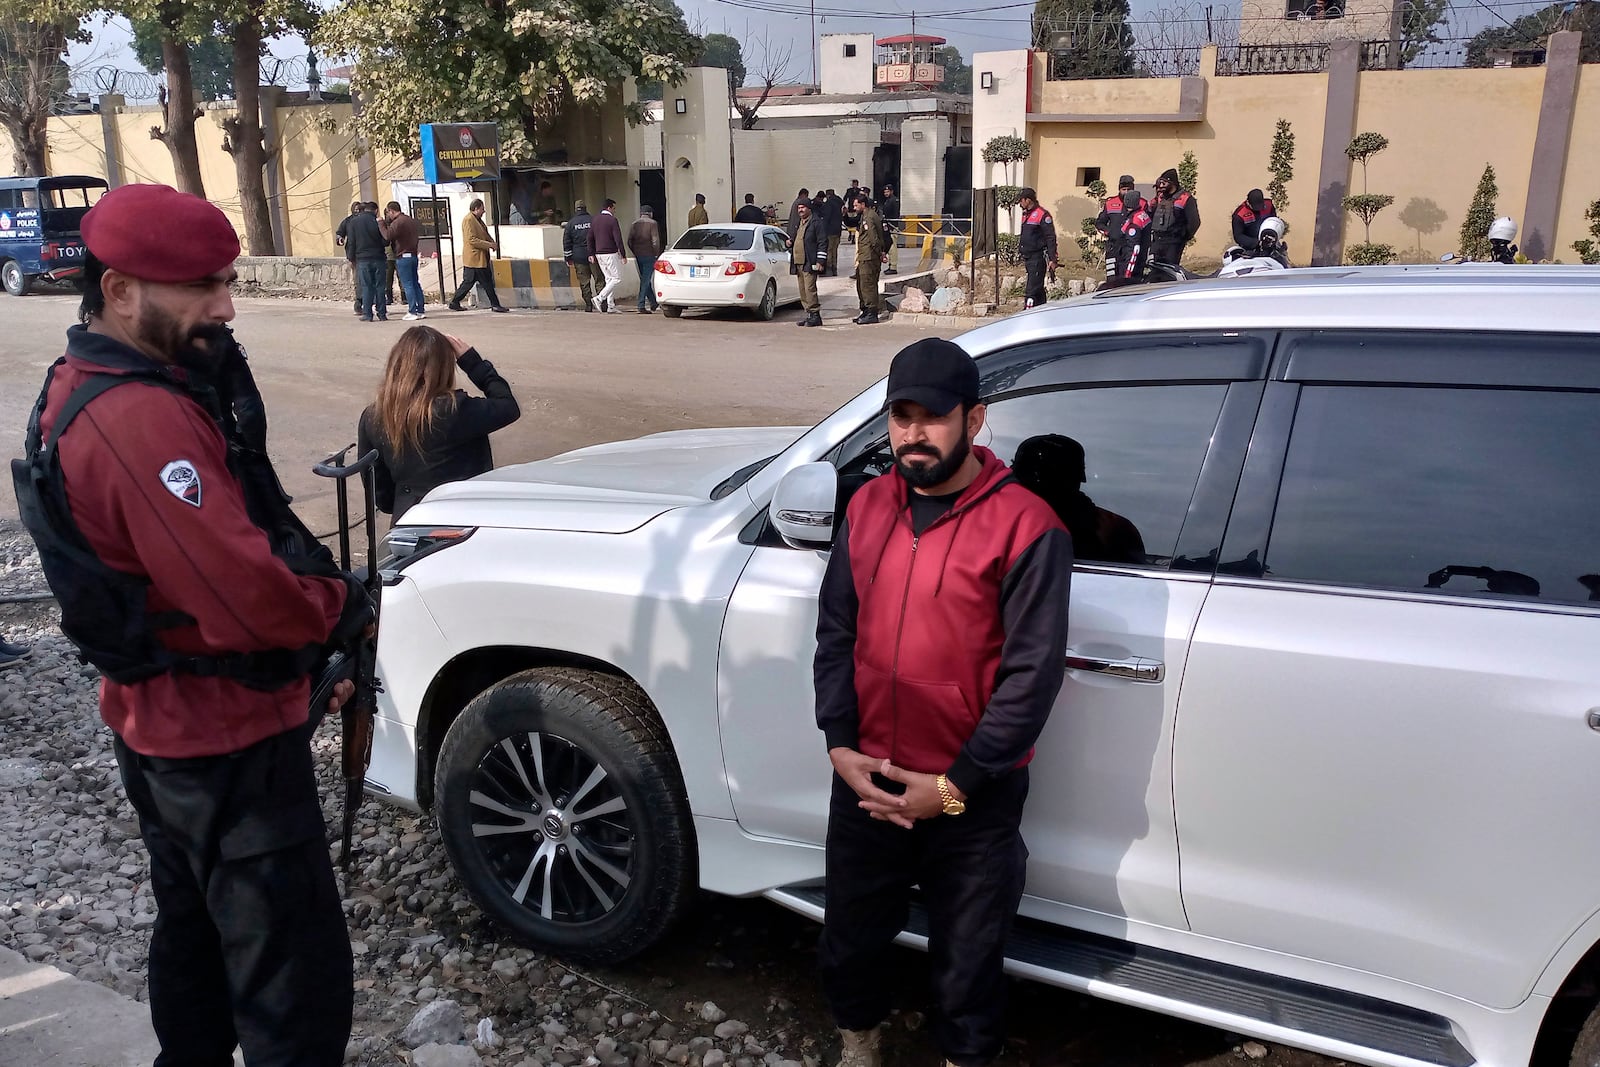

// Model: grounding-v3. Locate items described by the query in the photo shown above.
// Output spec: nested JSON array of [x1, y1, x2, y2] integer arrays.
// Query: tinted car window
[[674, 228, 754, 251], [764, 231, 788, 254], [980, 385, 1229, 568], [1265, 386, 1600, 604]]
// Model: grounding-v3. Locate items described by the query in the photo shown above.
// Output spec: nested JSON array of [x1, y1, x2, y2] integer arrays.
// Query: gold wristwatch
[[936, 774, 966, 816]]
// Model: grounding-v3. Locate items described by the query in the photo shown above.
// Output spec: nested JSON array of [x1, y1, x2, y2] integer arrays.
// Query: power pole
[[811, 0, 818, 86]]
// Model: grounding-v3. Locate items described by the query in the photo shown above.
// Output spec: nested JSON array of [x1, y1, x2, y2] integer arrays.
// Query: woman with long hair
[[358, 326, 521, 522]]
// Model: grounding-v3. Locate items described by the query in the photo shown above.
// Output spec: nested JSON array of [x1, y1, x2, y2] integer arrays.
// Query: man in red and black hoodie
[[813, 338, 1073, 1067], [1095, 174, 1147, 283]]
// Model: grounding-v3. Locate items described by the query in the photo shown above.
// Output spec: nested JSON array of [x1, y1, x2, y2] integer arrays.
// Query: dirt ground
[[0, 287, 1350, 1067]]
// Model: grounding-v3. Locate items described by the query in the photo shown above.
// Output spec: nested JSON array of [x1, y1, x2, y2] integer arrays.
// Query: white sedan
[[654, 224, 800, 320]]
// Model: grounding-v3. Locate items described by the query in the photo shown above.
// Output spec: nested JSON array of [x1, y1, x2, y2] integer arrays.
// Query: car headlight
[[379, 525, 476, 577]]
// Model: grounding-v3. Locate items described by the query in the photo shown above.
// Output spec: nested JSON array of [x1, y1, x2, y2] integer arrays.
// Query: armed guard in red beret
[[11, 183, 372, 1066]]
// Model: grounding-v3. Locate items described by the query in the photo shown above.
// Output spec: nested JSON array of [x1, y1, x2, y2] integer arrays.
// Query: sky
[[64, 0, 1550, 96]]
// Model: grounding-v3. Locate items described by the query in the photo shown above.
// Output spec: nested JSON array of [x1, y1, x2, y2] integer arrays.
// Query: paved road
[[0, 288, 1348, 1067], [0, 285, 957, 533]]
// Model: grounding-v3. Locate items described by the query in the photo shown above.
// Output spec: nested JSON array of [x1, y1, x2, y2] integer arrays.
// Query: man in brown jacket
[[688, 193, 710, 229], [627, 206, 662, 314], [854, 193, 888, 325], [447, 198, 509, 313]]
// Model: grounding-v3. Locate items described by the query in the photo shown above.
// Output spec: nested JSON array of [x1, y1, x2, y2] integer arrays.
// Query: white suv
[[369, 267, 1600, 1067]]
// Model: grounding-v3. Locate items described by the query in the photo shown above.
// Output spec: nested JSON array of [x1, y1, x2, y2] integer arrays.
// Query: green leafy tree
[[1458, 164, 1497, 261], [1399, 0, 1448, 65], [218, 0, 316, 254], [1032, 0, 1135, 78], [1075, 176, 1107, 269], [131, 16, 234, 99], [1266, 119, 1294, 211], [1177, 150, 1198, 247], [318, 0, 698, 164], [1466, 1, 1600, 66], [1573, 199, 1600, 265], [701, 32, 744, 93], [934, 45, 971, 94], [123, 1, 220, 197], [1342, 131, 1396, 264], [0, 0, 91, 175]]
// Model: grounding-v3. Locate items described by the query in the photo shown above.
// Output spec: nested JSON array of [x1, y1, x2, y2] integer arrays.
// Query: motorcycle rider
[[1095, 175, 1146, 284], [1148, 168, 1200, 267], [1231, 189, 1278, 252], [1256, 217, 1289, 267], [1488, 216, 1519, 264]]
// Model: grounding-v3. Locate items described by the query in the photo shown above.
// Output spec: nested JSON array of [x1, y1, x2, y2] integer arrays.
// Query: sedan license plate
[[689, 266, 712, 278]]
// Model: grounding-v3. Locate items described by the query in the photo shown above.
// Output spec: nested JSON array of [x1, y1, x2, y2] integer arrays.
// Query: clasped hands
[[828, 747, 965, 829]]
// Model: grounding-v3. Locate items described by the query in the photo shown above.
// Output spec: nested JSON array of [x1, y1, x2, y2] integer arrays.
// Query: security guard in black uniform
[[11, 183, 372, 1067], [1017, 188, 1059, 309]]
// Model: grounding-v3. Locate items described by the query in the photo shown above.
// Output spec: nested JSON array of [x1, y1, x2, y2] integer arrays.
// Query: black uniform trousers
[[1022, 251, 1049, 309], [449, 266, 505, 310], [114, 722, 352, 1067], [1150, 239, 1185, 266], [819, 769, 1029, 1067]]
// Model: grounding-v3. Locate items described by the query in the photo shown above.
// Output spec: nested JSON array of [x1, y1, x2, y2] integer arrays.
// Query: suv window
[[1264, 385, 1600, 604], [837, 384, 1229, 568]]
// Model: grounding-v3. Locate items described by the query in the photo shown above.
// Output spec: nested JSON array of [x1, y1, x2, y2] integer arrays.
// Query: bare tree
[[733, 32, 792, 131], [0, 3, 88, 176]]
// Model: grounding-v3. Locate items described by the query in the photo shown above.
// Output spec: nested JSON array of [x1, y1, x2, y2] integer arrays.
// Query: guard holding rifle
[[10, 184, 373, 1067]]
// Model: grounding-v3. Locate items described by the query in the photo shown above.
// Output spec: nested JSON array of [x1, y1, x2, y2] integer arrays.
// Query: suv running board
[[767, 886, 1473, 1067]]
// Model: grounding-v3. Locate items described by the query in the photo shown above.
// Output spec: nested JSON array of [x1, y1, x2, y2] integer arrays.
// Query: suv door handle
[[1064, 651, 1165, 684]]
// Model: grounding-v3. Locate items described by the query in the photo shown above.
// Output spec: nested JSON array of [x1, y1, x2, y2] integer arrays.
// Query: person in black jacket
[[345, 203, 389, 322], [1231, 189, 1277, 252], [735, 193, 767, 225], [1017, 188, 1058, 309], [1148, 167, 1200, 267], [791, 200, 827, 327], [563, 202, 596, 311], [358, 326, 521, 523]]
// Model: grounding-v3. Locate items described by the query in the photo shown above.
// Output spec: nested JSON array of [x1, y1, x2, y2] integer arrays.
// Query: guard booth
[[874, 34, 948, 90]]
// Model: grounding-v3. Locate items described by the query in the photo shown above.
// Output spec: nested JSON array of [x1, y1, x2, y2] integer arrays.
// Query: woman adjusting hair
[[358, 326, 521, 523]]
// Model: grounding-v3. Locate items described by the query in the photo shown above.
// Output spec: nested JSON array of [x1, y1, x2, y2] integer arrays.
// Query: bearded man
[[811, 338, 1074, 1067]]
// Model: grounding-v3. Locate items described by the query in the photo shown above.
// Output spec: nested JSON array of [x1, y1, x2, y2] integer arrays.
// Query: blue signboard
[[0, 208, 41, 240], [420, 123, 501, 184]]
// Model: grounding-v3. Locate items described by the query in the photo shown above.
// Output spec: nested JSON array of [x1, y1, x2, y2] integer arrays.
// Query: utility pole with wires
[[811, 0, 818, 86]]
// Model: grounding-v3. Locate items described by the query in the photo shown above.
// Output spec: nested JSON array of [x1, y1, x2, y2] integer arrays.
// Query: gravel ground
[[0, 522, 820, 1067], [1, 513, 1346, 1067]]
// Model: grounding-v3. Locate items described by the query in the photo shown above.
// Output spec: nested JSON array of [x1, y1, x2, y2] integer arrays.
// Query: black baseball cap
[[1119, 174, 1137, 188], [1018, 186, 1037, 201], [882, 339, 981, 416]]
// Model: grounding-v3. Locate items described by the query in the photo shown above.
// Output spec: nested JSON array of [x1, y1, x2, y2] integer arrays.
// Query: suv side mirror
[[770, 461, 839, 549]]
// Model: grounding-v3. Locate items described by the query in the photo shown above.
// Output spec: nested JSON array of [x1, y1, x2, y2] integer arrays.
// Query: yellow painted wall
[[1350, 67, 1543, 260], [40, 100, 374, 258], [1557, 64, 1600, 261], [1032, 71, 1327, 260], [1030, 60, 1589, 264]]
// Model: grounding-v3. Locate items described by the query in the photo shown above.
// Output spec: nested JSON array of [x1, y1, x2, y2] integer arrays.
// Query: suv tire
[[1, 260, 29, 297], [1570, 1001, 1600, 1067], [434, 666, 696, 962]]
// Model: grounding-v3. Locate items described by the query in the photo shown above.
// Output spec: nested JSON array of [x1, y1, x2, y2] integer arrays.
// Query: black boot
[[853, 307, 868, 324], [799, 311, 822, 327], [858, 310, 879, 325]]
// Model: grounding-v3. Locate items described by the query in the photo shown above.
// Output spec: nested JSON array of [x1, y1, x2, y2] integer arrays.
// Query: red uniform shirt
[[41, 326, 349, 757]]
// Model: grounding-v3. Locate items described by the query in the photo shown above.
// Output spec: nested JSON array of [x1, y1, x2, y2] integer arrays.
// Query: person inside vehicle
[[358, 326, 521, 523], [1011, 434, 1145, 565]]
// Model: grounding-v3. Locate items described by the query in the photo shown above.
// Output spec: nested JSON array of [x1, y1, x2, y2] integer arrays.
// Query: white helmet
[[1488, 216, 1518, 243], [1258, 216, 1287, 242]]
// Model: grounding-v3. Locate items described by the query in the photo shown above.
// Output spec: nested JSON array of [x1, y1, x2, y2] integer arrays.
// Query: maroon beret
[[81, 184, 241, 283]]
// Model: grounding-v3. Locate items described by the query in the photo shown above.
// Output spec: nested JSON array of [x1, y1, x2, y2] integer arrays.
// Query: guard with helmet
[[1488, 217, 1519, 264], [1231, 189, 1278, 253], [10, 184, 372, 1067], [1016, 187, 1058, 309]]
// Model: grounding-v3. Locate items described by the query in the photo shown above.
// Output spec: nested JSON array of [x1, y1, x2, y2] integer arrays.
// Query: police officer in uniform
[[1017, 187, 1058, 309], [1095, 176, 1146, 284], [12, 184, 372, 1067]]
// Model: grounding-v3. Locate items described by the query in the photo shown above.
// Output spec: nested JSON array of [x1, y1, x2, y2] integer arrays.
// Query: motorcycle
[[1144, 218, 1292, 283], [1441, 216, 1519, 265]]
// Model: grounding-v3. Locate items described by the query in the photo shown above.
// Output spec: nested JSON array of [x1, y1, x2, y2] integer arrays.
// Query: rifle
[[313, 444, 383, 869]]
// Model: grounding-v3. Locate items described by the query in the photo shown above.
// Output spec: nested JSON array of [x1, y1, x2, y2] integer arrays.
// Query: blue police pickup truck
[[0, 175, 107, 296]]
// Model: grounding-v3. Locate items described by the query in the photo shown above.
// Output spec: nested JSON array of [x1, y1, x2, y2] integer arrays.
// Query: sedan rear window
[[675, 228, 754, 251]]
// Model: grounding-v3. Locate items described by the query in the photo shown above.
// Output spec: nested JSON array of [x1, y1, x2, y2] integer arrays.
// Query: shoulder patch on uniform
[[159, 459, 202, 508], [1041, 213, 1053, 224]]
